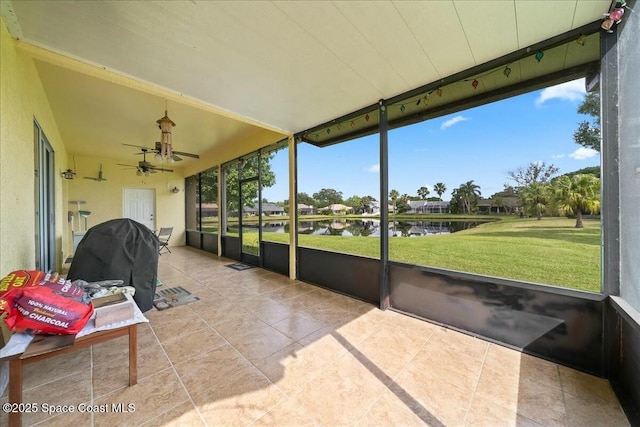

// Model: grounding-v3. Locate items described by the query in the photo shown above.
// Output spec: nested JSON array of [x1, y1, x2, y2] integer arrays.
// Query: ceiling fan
[[118, 149, 174, 176], [123, 142, 199, 162], [84, 163, 107, 182]]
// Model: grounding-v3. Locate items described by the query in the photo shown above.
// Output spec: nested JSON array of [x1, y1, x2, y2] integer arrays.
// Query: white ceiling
[[32, 59, 270, 166], [1, 0, 611, 166]]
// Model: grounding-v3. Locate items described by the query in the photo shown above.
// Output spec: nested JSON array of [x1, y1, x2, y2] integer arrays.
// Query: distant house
[[366, 201, 382, 214], [476, 199, 493, 213], [242, 205, 258, 216], [407, 200, 450, 214], [348, 200, 381, 215], [298, 203, 315, 215], [262, 202, 285, 216], [201, 203, 218, 217], [476, 197, 519, 214], [318, 203, 353, 214], [244, 202, 285, 216]]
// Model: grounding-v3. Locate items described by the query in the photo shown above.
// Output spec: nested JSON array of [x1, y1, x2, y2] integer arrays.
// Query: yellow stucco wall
[[65, 155, 186, 255], [0, 17, 68, 274]]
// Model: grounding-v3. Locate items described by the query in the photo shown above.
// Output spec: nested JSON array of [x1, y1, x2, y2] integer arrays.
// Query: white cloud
[[569, 147, 598, 160], [440, 115, 468, 130], [551, 154, 565, 159], [366, 163, 380, 173], [535, 79, 585, 106]]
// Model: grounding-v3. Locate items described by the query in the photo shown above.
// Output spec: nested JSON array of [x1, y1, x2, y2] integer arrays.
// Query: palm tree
[[458, 180, 481, 214], [397, 193, 411, 213], [417, 186, 430, 200], [389, 189, 399, 214], [434, 182, 447, 201], [360, 195, 376, 213], [553, 174, 601, 228], [519, 182, 549, 220]]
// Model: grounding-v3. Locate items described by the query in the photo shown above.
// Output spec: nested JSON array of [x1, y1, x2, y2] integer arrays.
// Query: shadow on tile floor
[[1, 246, 629, 426]]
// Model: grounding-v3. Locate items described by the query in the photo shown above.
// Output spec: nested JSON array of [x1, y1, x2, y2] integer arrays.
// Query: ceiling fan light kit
[[61, 169, 76, 179], [118, 148, 174, 176], [119, 108, 198, 176]]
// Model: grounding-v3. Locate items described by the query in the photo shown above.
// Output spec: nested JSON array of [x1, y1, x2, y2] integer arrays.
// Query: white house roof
[[408, 200, 450, 208], [319, 204, 353, 211]]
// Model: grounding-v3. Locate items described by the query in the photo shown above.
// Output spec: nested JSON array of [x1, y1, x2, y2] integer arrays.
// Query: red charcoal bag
[[0, 285, 93, 335], [0, 270, 46, 297]]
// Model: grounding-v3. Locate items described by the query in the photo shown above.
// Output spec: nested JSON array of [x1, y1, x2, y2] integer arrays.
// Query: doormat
[[226, 263, 255, 271], [153, 286, 199, 311]]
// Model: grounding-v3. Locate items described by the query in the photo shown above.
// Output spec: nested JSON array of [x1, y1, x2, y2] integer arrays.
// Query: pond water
[[255, 219, 490, 237]]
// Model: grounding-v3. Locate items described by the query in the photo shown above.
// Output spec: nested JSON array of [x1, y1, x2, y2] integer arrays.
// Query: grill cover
[[68, 218, 159, 312]]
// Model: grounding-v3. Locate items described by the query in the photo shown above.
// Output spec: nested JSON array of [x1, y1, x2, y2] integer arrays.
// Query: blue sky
[[262, 78, 600, 203]]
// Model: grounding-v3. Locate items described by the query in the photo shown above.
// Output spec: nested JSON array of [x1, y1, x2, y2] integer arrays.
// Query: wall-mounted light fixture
[[61, 156, 78, 179], [171, 187, 180, 193]]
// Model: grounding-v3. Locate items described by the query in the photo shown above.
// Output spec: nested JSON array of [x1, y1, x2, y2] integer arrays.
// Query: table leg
[[129, 324, 137, 386], [8, 357, 23, 427]]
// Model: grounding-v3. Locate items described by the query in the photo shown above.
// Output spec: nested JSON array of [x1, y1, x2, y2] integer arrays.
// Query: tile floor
[[1, 246, 630, 426]]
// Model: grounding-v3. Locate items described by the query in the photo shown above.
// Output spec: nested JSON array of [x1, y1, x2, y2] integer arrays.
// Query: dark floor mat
[[153, 286, 199, 311], [226, 263, 256, 271]]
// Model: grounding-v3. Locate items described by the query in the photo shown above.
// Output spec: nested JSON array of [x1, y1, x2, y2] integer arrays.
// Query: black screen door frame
[[34, 120, 56, 272]]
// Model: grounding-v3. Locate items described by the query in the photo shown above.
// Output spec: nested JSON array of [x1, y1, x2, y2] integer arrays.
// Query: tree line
[[510, 163, 600, 228]]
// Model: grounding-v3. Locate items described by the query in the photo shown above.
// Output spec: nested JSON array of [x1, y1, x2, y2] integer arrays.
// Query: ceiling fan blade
[[171, 150, 199, 159], [83, 164, 107, 181], [154, 141, 199, 159], [151, 167, 174, 172], [123, 143, 153, 150]]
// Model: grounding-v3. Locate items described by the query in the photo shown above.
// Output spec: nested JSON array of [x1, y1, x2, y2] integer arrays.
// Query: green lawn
[[388, 217, 601, 292], [256, 216, 601, 293]]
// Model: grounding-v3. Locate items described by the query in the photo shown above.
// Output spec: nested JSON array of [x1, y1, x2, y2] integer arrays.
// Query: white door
[[123, 188, 155, 230]]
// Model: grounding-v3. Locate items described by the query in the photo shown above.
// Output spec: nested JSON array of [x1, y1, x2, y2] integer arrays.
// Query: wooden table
[[2, 324, 137, 427]]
